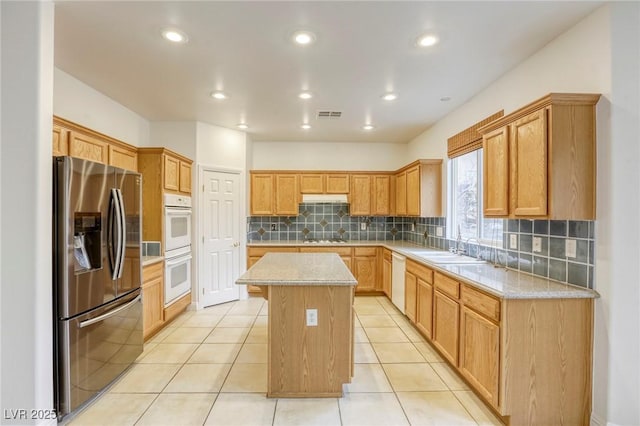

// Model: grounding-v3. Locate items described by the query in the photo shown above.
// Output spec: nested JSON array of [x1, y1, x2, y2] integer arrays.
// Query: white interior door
[[200, 169, 241, 307]]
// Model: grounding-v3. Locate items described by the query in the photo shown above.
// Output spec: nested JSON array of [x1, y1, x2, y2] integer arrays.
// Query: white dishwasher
[[391, 253, 406, 313]]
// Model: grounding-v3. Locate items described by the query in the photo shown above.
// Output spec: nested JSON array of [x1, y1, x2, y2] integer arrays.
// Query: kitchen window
[[448, 150, 503, 246]]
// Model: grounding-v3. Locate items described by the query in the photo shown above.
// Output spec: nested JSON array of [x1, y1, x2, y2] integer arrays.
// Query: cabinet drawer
[[406, 260, 433, 284], [248, 246, 298, 257], [461, 285, 500, 322], [300, 246, 352, 256], [434, 272, 459, 299], [143, 261, 164, 283], [354, 246, 377, 257]]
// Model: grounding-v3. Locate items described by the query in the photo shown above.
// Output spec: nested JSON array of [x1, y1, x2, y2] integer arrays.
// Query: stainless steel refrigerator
[[53, 156, 143, 419]]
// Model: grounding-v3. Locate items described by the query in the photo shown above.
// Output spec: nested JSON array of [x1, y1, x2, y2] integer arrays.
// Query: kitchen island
[[236, 252, 357, 398]]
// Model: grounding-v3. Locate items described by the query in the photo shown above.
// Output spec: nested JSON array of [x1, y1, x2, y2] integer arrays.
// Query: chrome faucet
[[451, 225, 465, 255], [465, 237, 480, 259]]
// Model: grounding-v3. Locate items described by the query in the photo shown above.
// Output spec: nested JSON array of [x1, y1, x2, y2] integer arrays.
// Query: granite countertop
[[247, 240, 599, 299], [142, 255, 164, 267], [236, 252, 357, 286]]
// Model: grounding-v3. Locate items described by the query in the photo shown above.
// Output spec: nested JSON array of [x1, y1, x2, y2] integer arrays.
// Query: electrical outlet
[[436, 227, 443, 237], [566, 239, 577, 258], [411, 222, 416, 232], [306, 309, 318, 327], [271, 223, 277, 231], [510, 234, 518, 249], [533, 237, 542, 253], [360, 222, 367, 231]]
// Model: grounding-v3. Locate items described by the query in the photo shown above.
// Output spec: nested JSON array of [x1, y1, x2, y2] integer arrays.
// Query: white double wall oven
[[164, 194, 192, 306]]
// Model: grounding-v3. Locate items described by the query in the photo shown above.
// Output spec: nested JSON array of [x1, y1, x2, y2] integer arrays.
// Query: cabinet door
[[275, 174, 298, 215], [406, 165, 421, 216], [52, 125, 69, 156], [251, 174, 275, 215], [395, 171, 407, 215], [109, 144, 138, 172], [404, 272, 417, 322], [511, 109, 548, 216], [300, 174, 325, 193], [354, 256, 376, 292], [382, 257, 391, 298], [433, 290, 460, 365], [483, 127, 510, 216], [142, 277, 164, 339], [164, 155, 180, 192], [69, 131, 108, 164], [416, 278, 433, 339], [459, 306, 500, 408], [350, 175, 371, 216], [372, 175, 391, 216], [326, 174, 350, 193], [179, 161, 192, 194]]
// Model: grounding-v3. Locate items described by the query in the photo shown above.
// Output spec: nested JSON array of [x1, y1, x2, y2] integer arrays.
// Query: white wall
[[148, 121, 197, 159], [406, 4, 640, 425], [251, 141, 406, 171], [53, 68, 150, 146], [1, 2, 55, 423]]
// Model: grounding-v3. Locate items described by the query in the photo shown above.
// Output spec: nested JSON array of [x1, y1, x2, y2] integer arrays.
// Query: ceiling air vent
[[316, 110, 342, 119]]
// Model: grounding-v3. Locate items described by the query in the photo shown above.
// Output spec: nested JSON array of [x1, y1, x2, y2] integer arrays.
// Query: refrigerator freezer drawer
[[55, 290, 142, 418]]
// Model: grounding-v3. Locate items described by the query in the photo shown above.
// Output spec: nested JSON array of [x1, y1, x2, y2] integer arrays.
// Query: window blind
[[447, 110, 504, 158]]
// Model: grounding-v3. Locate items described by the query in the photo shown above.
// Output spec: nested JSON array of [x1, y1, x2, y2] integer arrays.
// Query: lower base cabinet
[[432, 290, 460, 365], [142, 261, 164, 340], [415, 277, 433, 339]]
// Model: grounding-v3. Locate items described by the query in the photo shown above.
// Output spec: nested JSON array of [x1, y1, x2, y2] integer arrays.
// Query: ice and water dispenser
[[73, 212, 101, 272]]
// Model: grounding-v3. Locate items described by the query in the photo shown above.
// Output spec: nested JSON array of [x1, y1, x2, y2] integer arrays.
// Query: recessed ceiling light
[[301, 123, 311, 130], [237, 123, 249, 130], [416, 34, 439, 47], [363, 124, 375, 131], [440, 96, 451, 102], [299, 92, 313, 100], [211, 91, 228, 100], [162, 29, 188, 44], [292, 31, 316, 45], [381, 93, 397, 101]]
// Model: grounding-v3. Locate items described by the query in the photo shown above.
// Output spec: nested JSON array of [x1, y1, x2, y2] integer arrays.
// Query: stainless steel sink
[[417, 252, 486, 264]]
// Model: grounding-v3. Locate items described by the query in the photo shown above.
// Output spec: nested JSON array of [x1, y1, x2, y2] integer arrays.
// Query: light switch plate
[[510, 234, 518, 249], [566, 239, 577, 258], [436, 227, 443, 237], [533, 237, 542, 253], [306, 309, 318, 326], [360, 222, 367, 230], [271, 223, 277, 231]]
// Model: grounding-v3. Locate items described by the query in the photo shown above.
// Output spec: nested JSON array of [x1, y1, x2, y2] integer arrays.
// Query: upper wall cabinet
[[52, 116, 139, 172], [350, 175, 372, 216], [479, 93, 600, 220], [163, 153, 192, 195], [250, 172, 299, 216], [396, 160, 443, 217]]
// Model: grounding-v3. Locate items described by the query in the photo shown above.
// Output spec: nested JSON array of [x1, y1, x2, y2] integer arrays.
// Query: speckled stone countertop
[[247, 241, 599, 299], [236, 253, 357, 286], [142, 255, 164, 267]]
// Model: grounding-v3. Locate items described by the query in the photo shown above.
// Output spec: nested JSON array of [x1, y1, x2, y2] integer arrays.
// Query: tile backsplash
[[247, 205, 595, 289]]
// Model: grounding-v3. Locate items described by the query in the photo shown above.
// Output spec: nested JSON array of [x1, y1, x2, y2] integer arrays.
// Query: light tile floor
[[67, 296, 504, 426]]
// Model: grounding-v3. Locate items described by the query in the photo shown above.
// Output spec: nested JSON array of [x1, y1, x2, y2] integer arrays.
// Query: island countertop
[[236, 252, 357, 286]]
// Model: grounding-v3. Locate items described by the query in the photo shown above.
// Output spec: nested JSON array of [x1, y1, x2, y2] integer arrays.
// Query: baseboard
[[590, 413, 609, 426]]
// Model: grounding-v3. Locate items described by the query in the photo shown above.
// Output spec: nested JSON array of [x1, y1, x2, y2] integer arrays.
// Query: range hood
[[301, 194, 349, 203]]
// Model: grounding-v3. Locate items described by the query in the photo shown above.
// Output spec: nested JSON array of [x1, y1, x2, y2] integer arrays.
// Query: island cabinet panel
[[267, 285, 354, 397], [349, 175, 372, 216], [459, 306, 500, 408], [480, 93, 600, 219]]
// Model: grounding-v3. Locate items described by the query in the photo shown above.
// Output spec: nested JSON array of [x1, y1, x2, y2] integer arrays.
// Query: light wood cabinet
[[163, 153, 191, 195], [382, 249, 392, 297], [395, 171, 407, 215], [52, 124, 69, 156], [479, 93, 600, 219], [416, 277, 433, 339], [250, 173, 275, 215], [326, 174, 350, 193], [394, 160, 442, 217], [142, 261, 164, 340], [300, 174, 325, 193], [433, 289, 460, 366], [405, 259, 433, 327], [406, 165, 421, 216], [404, 271, 417, 322], [350, 175, 372, 216], [353, 247, 377, 293], [372, 175, 391, 216], [275, 174, 299, 215], [69, 131, 108, 164], [109, 144, 138, 172]]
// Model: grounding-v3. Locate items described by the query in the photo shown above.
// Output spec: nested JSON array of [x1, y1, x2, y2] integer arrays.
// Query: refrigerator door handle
[[114, 188, 126, 279], [78, 294, 141, 329], [108, 189, 118, 279]]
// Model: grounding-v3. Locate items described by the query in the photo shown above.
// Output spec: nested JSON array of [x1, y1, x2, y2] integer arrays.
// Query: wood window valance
[[447, 110, 504, 158]]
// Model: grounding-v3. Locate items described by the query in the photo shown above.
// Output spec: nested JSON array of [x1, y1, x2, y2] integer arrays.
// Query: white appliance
[[301, 194, 348, 203], [391, 253, 406, 312], [164, 194, 192, 305], [164, 194, 192, 252]]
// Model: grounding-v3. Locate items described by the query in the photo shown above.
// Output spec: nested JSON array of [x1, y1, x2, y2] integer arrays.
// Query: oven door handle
[[166, 254, 192, 267], [165, 208, 192, 216], [78, 295, 141, 329]]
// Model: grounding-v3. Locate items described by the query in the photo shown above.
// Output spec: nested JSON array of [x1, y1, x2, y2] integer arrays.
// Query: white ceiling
[[54, 1, 601, 143]]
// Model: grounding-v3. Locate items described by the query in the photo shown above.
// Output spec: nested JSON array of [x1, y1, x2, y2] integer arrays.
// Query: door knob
[[232, 242, 240, 247]]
